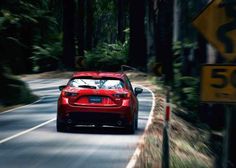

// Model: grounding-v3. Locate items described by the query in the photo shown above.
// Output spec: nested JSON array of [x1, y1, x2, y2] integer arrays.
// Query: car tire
[[57, 120, 67, 132], [135, 113, 138, 130], [126, 118, 135, 134]]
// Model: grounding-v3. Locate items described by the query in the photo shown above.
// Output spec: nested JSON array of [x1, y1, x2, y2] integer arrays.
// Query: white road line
[[0, 97, 45, 115], [126, 85, 156, 168], [0, 118, 56, 144]]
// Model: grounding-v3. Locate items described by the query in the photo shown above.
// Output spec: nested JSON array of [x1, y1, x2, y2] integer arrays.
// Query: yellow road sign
[[193, 0, 236, 62], [201, 65, 236, 103]]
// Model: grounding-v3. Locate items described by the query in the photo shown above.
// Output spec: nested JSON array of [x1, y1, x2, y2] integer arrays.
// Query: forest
[[0, 0, 212, 109], [0, 0, 223, 135], [1, 0, 233, 167]]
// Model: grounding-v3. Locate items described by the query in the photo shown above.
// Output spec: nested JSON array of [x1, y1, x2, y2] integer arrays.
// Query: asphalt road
[[0, 79, 154, 168]]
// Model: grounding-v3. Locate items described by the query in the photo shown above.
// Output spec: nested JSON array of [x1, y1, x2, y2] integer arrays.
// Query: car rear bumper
[[57, 112, 130, 127], [57, 103, 133, 127]]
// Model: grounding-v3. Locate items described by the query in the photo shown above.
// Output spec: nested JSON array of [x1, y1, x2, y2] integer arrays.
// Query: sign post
[[200, 65, 236, 167], [193, 0, 236, 167], [162, 87, 171, 168]]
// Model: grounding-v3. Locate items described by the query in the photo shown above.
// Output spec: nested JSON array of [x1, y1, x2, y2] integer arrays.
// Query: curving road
[[0, 79, 154, 168]]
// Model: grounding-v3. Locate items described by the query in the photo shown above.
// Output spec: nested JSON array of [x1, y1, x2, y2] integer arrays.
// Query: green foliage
[[84, 42, 128, 71], [32, 34, 62, 72], [94, 0, 119, 44], [170, 138, 212, 167], [172, 40, 200, 115], [0, 66, 37, 106], [173, 40, 197, 56], [173, 68, 200, 110], [0, 0, 60, 73]]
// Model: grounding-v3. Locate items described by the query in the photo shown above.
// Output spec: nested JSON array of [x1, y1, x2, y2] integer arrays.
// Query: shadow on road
[[60, 126, 142, 135]]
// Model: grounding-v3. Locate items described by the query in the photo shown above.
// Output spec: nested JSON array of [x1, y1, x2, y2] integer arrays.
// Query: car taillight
[[62, 91, 78, 97], [113, 93, 130, 99]]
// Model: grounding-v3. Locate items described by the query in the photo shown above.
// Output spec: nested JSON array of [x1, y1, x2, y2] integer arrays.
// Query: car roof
[[72, 71, 126, 80]]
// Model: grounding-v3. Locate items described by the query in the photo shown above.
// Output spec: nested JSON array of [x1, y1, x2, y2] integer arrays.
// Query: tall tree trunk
[[86, 0, 93, 50], [146, 0, 156, 60], [194, 33, 207, 75], [129, 0, 147, 70], [155, 0, 174, 85], [173, 0, 180, 42], [117, 0, 125, 43], [77, 0, 84, 57], [179, 0, 191, 76], [62, 0, 76, 69]]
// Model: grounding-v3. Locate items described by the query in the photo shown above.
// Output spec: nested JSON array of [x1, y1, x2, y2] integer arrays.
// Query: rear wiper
[[78, 85, 97, 89]]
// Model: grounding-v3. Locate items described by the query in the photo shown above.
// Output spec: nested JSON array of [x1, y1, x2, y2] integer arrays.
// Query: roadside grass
[[170, 154, 208, 168], [130, 73, 214, 168]]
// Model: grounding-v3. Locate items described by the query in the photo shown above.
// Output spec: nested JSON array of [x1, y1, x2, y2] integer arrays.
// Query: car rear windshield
[[68, 78, 125, 89]]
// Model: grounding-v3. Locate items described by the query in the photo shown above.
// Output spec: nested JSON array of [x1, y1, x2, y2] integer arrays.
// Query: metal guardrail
[[120, 65, 138, 72]]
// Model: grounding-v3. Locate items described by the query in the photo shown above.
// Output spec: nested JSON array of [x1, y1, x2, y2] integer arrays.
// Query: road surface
[[0, 79, 154, 168]]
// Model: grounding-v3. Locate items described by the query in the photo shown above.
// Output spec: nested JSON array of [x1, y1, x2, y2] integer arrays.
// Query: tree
[[129, 0, 147, 70], [117, 0, 125, 43], [62, 0, 76, 69], [77, 0, 85, 57], [49, 0, 63, 30], [86, 0, 93, 50], [93, 0, 117, 45], [155, 0, 174, 84], [146, 0, 157, 62], [174, 0, 208, 76]]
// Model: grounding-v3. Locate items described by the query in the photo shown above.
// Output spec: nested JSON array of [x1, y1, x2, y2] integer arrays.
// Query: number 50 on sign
[[201, 65, 236, 103]]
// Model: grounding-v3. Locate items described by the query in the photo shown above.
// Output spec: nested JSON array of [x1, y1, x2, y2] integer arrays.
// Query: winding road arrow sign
[[193, 0, 236, 62]]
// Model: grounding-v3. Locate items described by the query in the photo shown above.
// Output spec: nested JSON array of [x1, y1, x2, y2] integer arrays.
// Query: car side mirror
[[59, 85, 67, 91], [134, 87, 143, 96]]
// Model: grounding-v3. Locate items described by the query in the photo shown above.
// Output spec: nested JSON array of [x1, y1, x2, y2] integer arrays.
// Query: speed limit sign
[[201, 65, 236, 103]]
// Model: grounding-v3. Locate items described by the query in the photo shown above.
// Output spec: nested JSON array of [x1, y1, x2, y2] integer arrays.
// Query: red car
[[57, 71, 143, 133]]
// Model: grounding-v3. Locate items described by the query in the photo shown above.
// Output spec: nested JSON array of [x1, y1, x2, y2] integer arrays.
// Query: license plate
[[89, 96, 102, 103]]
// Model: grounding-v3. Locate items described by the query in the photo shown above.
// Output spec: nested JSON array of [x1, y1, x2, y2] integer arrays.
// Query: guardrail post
[[162, 87, 171, 168]]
